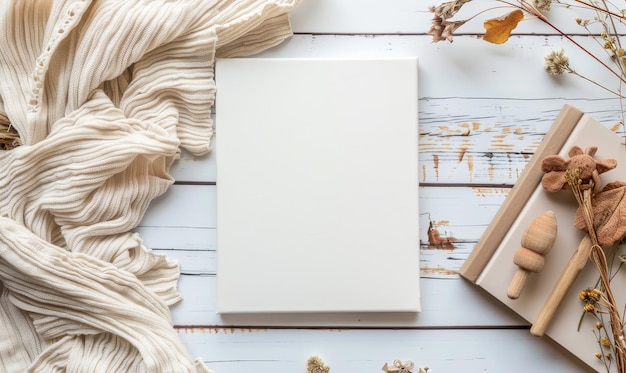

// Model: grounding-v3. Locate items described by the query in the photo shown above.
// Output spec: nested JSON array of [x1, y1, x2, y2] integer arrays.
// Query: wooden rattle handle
[[507, 268, 529, 299], [530, 234, 593, 336]]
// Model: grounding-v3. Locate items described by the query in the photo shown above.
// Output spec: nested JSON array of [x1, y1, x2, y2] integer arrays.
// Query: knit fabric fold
[[0, 1, 299, 372]]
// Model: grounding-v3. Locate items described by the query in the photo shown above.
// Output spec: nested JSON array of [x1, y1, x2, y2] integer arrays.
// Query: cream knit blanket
[[0, 1, 298, 372]]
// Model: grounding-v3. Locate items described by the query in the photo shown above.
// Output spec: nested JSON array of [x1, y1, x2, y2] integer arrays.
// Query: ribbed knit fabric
[[0, 1, 299, 372]]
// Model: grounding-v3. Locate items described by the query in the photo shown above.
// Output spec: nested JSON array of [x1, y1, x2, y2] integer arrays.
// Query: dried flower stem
[[532, 9, 626, 86], [568, 170, 626, 371], [572, 0, 626, 20]]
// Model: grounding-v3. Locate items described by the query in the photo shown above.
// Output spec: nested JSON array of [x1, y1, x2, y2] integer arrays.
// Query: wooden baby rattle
[[507, 211, 557, 299]]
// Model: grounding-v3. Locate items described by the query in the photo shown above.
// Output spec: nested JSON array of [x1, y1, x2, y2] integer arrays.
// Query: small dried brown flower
[[579, 290, 587, 301], [429, 18, 467, 43], [584, 303, 596, 313], [580, 288, 602, 303], [544, 49, 571, 76], [602, 337, 612, 347], [429, 0, 471, 43], [590, 288, 602, 300], [429, 0, 471, 21], [532, 0, 552, 12]]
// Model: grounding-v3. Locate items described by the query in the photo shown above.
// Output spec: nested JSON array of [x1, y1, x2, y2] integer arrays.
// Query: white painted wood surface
[[136, 1, 626, 371]]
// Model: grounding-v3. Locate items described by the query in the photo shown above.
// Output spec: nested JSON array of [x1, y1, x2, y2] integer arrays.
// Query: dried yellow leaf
[[483, 9, 524, 44]]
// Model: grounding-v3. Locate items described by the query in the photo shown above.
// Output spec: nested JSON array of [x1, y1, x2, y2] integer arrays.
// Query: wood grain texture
[[134, 1, 626, 370]]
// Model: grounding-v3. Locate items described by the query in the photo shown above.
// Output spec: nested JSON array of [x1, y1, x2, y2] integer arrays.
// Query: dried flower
[[584, 303, 596, 313], [602, 337, 612, 348], [532, 0, 551, 12], [580, 290, 588, 301], [428, 18, 467, 43], [544, 49, 571, 76], [591, 288, 603, 300], [428, 0, 471, 42], [429, 0, 470, 21], [307, 356, 330, 373]]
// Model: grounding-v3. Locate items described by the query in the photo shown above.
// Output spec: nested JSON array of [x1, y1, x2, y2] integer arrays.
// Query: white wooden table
[[136, 2, 622, 371]]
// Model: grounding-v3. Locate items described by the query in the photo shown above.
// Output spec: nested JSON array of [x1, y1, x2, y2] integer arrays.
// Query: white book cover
[[215, 57, 420, 313]]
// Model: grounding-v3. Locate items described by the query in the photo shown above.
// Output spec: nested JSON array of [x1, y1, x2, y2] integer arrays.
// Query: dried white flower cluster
[[544, 49, 571, 76]]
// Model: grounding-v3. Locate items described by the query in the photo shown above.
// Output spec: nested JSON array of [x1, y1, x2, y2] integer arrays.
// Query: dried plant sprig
[[428, 0, 626, 91], [580, 291, 614, 371], [545, 49, 626, 98], [560, 158, 626, 372]]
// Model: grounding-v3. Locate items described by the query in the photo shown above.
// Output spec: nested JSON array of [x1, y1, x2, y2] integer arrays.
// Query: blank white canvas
[[215, 58, 420, 313]]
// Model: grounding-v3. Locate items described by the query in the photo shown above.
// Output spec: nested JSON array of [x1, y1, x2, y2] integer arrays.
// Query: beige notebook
[[461, 105, 626, 372], [215, 57, 420, 314]]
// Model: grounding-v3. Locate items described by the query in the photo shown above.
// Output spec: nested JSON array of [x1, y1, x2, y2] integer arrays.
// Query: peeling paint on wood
[[426, 220, 457, 250], [420, 266, 459, 276], [610, 122, 622, 132], [471, 187, 510, 197], [458, 145, 467, 163], [418, 97, 625, 184]]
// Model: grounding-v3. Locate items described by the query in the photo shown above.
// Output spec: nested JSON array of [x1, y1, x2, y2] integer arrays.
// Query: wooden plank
[[289, 0, 598, 36], [177, 328, 590, 373], [420, 97, 623, 185], [139, 185, 511, 277], [139, 185, 509, 243], [169, 135, 216, 183], [136, 227, 215, 251], [138, 185, 216, 229]]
